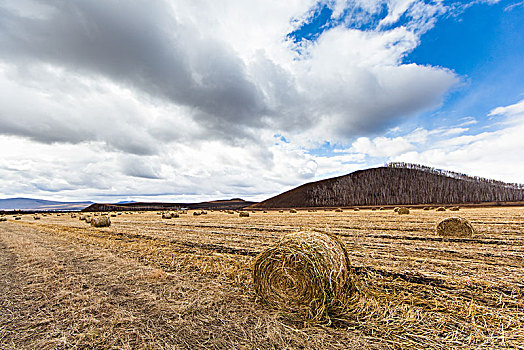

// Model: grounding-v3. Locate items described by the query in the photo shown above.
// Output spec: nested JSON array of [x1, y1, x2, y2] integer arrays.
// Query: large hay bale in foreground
[[436, 217, 474, 237], [91, 216, 111, 228], [398, 207, 410, 215], [252, 230, 356, 321]]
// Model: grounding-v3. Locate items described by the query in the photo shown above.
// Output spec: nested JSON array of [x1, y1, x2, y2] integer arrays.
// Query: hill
[[250, 163, 524, 208], [83, 198, 255, 212], [0, 198, 93, 211]]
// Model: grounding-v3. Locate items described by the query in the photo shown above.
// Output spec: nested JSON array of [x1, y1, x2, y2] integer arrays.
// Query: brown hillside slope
[[251, 164, 524, 208]]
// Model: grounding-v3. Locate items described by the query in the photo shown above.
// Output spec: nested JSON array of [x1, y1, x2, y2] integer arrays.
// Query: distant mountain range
[[250, 163, 524, 209], [0, 198, 93, 211], [83, 198, 255, 212]]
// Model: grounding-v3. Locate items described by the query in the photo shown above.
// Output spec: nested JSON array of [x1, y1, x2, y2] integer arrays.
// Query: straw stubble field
[[0, 208, 523, 349]]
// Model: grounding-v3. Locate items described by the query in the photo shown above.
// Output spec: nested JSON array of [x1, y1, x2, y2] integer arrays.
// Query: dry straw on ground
[[436, 217, 475, 237], [91, 216, 111, 228], [252, 230, 357, 323], [398, 207, 410, 215]]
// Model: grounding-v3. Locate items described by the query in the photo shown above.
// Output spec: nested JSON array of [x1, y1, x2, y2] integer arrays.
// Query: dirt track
[[1, 208, 523, 349]]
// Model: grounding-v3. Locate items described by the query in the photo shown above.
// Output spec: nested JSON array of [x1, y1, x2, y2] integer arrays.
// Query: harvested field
[[1, 207, 524, 349]]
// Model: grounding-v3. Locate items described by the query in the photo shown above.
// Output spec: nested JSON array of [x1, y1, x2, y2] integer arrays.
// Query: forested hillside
[[252, 163, 524, 208]]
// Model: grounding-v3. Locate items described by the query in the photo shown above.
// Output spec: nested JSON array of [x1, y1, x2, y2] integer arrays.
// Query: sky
[[0, 0, 523, 203]]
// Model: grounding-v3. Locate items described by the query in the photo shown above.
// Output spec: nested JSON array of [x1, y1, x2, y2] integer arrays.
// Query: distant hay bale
[[33, 216, 40, 220], [162, 213, 173, 219], [172, 212, 179, 218], [252, 230, 356, 321], [450, 206, 460, 211], [335, 208, 343, 212], [279, 210, 284, 213], [0, 217, 6, 222], [379, 207, 385, 211], [371, 208, 377, 211], [70, 214, 77, 218], [117, 212, 122, 215], [290, 209, 297, 213], [239, 212, 250, 217], [110, 214, 117, 217], [263, 211, 267, 213], [15, 217, 21, 220], [193, 211, 201, 216], [353, 208, 360, 211], [91, 216, 111, 228], [436, 207, 446, 212], [201, 211, 207, 215], [394, 207, 400, 212], [423, 207, 430, 210], [436, 217, 474, 237], [398, 207, 410, 215]]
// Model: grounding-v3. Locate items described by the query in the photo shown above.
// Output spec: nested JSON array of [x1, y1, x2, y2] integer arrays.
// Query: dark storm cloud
[[0, 0, 267, 133]]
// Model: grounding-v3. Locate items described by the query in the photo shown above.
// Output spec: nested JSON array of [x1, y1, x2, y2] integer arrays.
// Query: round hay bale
[[201, 211, 207, 215], [263, 211, 267, 213], [398, 207, 410, 215], [423, 207, 430, 210], [450, 206, 460, 211], [290, 209, 297, 213], [0, 217, 7, 222], [279, 210, 284, 213], [193, 211, 201, 216], [239, 211, 249, 217], [162, 213, 173, 219], [371, 208, 377, 211], [91, 216, 111, 228], [379, 207, 385, 211], [394, 207, 400, 212], [110, 214, 117, 217], [353, 208, 360, 211], [436, 217, 474, 237], [33, 216, 40, 220], [436, 207, 446, 212], [15, 217, 21, 220], [172, 212, 179, 218], [252, 230, 356, 321], [334, 208, 343, 212]]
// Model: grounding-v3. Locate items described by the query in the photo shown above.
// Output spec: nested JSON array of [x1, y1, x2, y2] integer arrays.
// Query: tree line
[[306, 163, 524, 207]]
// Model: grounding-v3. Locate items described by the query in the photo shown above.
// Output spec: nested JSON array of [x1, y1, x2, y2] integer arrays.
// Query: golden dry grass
[[1, 207, 523, 349]]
